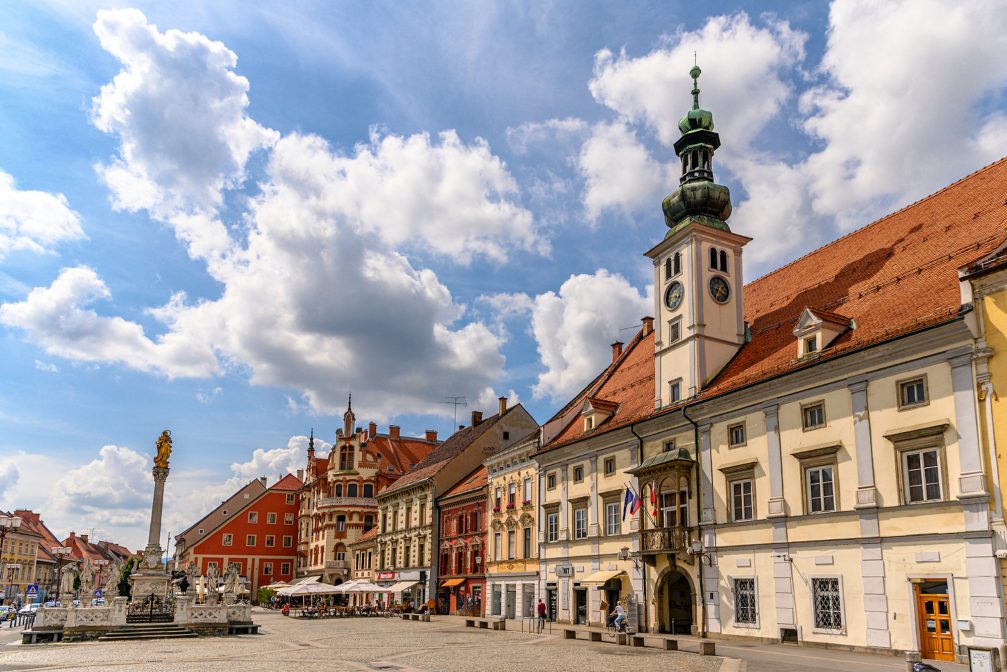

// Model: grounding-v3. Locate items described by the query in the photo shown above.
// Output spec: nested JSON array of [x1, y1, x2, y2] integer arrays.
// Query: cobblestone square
[[0, 612, 723, 672]]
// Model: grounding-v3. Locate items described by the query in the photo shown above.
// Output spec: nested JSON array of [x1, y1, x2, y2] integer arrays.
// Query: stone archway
[[655, 566, 696, 635]]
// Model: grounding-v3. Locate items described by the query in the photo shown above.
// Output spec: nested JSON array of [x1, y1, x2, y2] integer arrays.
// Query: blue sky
[[1, 0, 1005, 548]]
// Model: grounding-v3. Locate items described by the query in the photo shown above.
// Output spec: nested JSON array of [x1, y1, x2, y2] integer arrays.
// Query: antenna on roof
[[439, 396, 467, 433]]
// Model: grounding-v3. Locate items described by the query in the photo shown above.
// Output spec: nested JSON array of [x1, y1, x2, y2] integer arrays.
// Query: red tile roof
[[370, 434, 439, 478], [440, 465, 488, 499], [542, 156, 1007, 447], [541, 327, 655, 452], [271, 473, 303, 491], [349, 527, 378, 546], [381, 409, 510, 496], [701, 156, 1007, 398]]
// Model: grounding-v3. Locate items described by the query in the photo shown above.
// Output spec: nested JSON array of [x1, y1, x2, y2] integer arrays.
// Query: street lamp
[[52, 547, 73, 605], [617, 546, 641, 570], [0, 515, 22, 605]]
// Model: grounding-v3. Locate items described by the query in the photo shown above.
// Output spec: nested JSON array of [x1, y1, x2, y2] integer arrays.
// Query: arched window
[[347, 482, 358, 498], [334, 483, 343, 497], [363, 483, 374, 498], [673, 251, 681, 276], [665, 257, 672, 281], [709, 247, 718, 269], [719, 250, 728, 272]]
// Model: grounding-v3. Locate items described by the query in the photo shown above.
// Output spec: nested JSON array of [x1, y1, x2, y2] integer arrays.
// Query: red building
[[174, 473, 301, 597], [436, 465, 487, 615]]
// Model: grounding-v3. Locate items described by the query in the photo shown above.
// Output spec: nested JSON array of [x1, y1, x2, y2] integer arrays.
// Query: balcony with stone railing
[[318, 497, 377, 508], [325, 560, 351, 571], [639, 525, 696, 556]]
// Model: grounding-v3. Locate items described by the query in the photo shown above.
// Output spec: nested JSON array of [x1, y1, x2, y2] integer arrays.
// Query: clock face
[[709, 276, 730, 303], [664, 282, 684, 310]]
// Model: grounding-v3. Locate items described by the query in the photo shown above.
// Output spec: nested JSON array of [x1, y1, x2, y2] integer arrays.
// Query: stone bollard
[[112, 597, 129, 626], [175, 595, 192, 624]]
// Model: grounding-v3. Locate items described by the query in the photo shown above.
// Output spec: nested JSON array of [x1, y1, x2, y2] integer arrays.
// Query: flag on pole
[[622, 488, 638, 521], [630, 492, 642, 515], [650, 480, 659, 519]]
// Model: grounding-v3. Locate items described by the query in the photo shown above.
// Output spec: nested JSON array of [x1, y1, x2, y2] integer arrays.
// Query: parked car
[[90, 598, 106, 607], [18, 603, 41, 617], [0, 605, 15, 621]]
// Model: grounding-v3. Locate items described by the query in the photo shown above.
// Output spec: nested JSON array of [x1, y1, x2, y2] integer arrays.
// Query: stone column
[[950, 353, 987, 498], [848, 381, 879, 508], [763, 405, 794, 631], [146, 467, 170, 553], [764, 405, 786, 518]]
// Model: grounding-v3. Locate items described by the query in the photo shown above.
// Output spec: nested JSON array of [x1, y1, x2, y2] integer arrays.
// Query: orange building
[[175, 473, 302, 596]]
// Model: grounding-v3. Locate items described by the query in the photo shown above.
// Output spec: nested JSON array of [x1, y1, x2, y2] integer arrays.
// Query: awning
[[387, 580, 419, 593], [580, 569, 626, 586], [441, 578, 465, 587]]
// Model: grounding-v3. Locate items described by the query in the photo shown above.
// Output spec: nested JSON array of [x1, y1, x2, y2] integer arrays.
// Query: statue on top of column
[[154, 430, 172, 469]]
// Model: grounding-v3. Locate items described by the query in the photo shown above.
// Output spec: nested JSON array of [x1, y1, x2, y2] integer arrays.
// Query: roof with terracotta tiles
[[369, 434, 439, 478], [698, 156, 1007, 399], [539, 327, 655, 453], [271, 473, 303, 491], [440, 465, 488, 500], [541, 157, 1007, 448], [380, 409, 510, 497], [349, 527, 378, 547]]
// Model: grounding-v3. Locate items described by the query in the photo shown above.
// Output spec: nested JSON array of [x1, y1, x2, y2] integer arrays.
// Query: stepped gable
[[700, 156, 1007, 398], [539, 326, 655, 453], [380, 411, 505, 496]]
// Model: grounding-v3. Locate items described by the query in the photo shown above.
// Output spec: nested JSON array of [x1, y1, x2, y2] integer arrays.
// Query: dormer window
[[794, 307, 851, 359], [582, 396, 617, 433]]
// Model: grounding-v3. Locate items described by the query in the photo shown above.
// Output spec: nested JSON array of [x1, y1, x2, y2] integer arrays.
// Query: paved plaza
[[0, 611, 724, 672]]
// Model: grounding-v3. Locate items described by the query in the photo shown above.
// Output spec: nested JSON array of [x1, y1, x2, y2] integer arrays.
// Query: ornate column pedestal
[[130, 454, 173, 599]]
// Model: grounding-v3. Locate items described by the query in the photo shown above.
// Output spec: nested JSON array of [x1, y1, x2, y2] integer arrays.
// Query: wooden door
[[916, 590, 954, 662]]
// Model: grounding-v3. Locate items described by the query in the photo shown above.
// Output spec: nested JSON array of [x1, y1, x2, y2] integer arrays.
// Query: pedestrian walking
[[536, 598, 546, 633]]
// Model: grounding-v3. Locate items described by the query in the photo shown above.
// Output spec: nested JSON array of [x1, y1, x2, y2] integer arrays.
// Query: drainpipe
[[682, 402, 706, 638], [630, 421, 649, 633]]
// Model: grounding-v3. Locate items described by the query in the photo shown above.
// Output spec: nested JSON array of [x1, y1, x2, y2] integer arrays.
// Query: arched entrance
[[656, 567, 695, 635]]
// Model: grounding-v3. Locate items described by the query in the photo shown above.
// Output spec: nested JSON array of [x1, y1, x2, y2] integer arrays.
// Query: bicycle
[[606, 618, 630, 638]]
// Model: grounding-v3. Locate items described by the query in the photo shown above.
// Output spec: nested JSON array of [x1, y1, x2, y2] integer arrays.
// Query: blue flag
[[622, 489, 637, 520]]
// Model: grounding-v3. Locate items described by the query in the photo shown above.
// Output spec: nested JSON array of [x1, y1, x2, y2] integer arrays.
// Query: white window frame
[[728, 423, 746, 448], [572, 466, 584, 483], [266, 512, 277, 524], [546, 512, 559, 542], [732, 576, 759, 628], [897, 375, 929, 410], [285, 493, 295, 504], [604, 457, 616, 476], [669, 380, 682, 403], [667, 318, 682, 344], [730, 478, 754, 522], [507, 530, 516, 560], [265, 535, 275, 547], [547, 473, 557, 490], [523, 477, 532, 502], [282, 535, 293, 547], [494, 532, 502, 561], [263, 562, 273, 576], [246, 534, 256, 546], [805, 465, 836, 513], [802, 401, 826, 430], [902, 447, 943, 504], [810, 575, 845, 634], [573, 507, 587, 540], [222, 534, 233, 547], [284, 513, 294, 525], [247, 511, 258, 524], [280, 562, 291, 575], [605, 501, 620, 536]]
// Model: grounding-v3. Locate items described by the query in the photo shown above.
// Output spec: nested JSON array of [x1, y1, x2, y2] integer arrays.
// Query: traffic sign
[[94, 588, 103, 598], [26, 585, 38, 599]]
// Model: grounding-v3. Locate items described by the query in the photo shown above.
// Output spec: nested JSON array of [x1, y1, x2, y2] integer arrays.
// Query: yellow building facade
[[485, 431, 540, 618]]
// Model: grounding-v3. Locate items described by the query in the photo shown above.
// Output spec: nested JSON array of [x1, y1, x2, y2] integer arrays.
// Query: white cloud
[[579, 121, 671, 221], [33, 359, 58, 373], [589, 14, 806, 152], [90, 8, 277, 221], [0, 169, 84, 259], [801, 0, 1007, 228], [49, 445, 153, 530], [0, 266, 218, 378], [228, 434, 329, 484], [0, 462, 17, 496], [523, 270, 650, 402], [506, 117, 589, 155], [195, 386, 223, 404]]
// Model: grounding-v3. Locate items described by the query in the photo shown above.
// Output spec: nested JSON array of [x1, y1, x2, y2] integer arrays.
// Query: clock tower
[[645, 65, 751, 407]]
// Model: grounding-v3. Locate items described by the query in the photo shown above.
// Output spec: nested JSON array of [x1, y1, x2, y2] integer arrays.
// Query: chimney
[[369, 422, 377, 439], [389, 425, 400, 439], [642, 316, 654, 336], [610, 341, 624, 362], [471, 410, 483, 426], [296, 469, 304, 482], [80, 534, 88, 543], [425, 429, 438, 442], [260, 476, 267, 486], [498, 396, 507, 417]]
